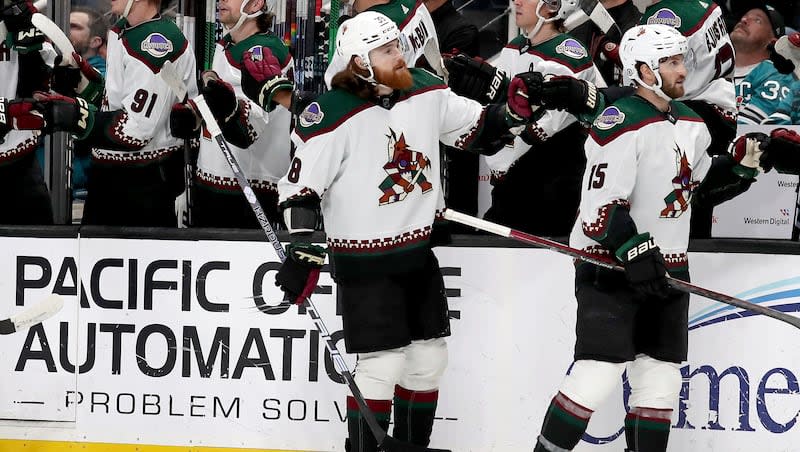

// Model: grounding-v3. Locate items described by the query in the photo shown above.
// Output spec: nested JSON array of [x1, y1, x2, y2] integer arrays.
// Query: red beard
[[374, 64, 413, 90]]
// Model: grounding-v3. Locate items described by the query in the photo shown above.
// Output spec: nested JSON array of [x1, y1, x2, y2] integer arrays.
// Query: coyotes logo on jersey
[[378, 128, 433, 205], [660, 144, 700, 218]]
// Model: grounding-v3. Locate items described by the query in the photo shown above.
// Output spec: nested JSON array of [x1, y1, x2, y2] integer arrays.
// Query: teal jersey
[[762, 84, 800, 125], [736, 60, 798, 124]]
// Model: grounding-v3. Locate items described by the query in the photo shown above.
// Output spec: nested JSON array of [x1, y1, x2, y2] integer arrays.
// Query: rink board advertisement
[[0, 236, 799, 451]]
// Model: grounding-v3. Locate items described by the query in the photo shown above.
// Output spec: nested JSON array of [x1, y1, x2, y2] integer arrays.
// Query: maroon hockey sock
[[533, 392, 593, 451], [345, 396, 391, 452], [392, 385, 439, 446], [624, 407, 673, 452]]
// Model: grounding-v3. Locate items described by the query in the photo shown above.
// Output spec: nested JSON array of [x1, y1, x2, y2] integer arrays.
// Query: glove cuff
[[615, 232, 653, 262], [258, 77, 293, 112], [732, 164, 759, 179]]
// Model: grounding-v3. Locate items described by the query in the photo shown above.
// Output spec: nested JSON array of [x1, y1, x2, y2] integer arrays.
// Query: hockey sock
[[624, 407, 673, 452], [392, 385, 439, 446], [533, 392, 593, 452], [345, 396, 391, 452]]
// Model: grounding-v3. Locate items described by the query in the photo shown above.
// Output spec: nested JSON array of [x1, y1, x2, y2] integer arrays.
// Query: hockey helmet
[[619, 24, 688, 100], [336, 11, 401, 83], [527, 0, 580, 39]]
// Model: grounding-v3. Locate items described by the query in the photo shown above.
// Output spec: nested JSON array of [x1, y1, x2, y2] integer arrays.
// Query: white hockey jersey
[[95, 17, 197, 165], [570, 96, 712, 272], [196, 33, 293, 194], [324, 0, 440, 88], [281, 69, 484, 277], [641, 0, 736, 111], [486, 33, 605, 177], [0, 41, 55, 165]]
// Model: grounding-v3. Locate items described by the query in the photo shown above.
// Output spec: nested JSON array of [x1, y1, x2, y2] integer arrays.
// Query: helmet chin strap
[[527, 1, 558, 40], [122, 0, 135, 19], [224, 0, 264, 36], [635, 70, 672, 101]]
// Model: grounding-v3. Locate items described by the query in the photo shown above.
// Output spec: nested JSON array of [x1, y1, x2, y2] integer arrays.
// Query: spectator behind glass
[[731, 5, 796, 125], [425, 0, 480, 233], [70, 6, 109, 203]]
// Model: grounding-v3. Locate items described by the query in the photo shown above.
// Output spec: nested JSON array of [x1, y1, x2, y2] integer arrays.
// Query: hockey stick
[[191, 95, 451, 452], [159, 60, 195, 227], [564, 0, 621, 38], [0, 294, 64, 335], [0, 0, 47, 45], [443, 209, 800, 331]]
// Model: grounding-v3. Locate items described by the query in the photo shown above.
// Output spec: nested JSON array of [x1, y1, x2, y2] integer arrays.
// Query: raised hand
[[241, 47, 293, 112]]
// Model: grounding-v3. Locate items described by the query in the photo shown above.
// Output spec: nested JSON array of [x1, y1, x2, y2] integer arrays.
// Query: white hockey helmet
[[336, 11, 401, 83], [528, 0, 580, 39], [619, 24, 688, 100]]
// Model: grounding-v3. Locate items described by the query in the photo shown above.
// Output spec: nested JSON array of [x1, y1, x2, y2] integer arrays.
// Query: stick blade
[[0, 294, 64, 335], [160, 60, 188, 101], [31, 12, 76, 66]]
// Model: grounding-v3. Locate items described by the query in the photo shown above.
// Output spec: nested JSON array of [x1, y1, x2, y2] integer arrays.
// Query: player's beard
[[374, 62, 413, 90], [661, 77, 685, 99]]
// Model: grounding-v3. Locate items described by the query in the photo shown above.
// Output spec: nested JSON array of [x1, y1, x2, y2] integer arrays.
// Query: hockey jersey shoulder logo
[[593, 106, 626, 130], [379, 128, 433, 205], [646, 8, 682, 29], [660, 143, 699, 218], [299, 102, 325, 127], [141, 33, 174, 58], [555, 38, 587, 60]]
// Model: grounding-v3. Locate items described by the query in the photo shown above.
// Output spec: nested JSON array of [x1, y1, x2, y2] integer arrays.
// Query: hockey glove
[[274, 243, 326, 305], [769, 32, 800, 77], [505, 72, 541, 125], [198, 70, 240, 124], [760, 128, 800, 175], [241, 48, 293, 113], [0, 96, 43, 142], [728, 132, 767, 179], [443, 53, 507, 104], [1, 0, 43, 53], [169, 101, 201, 139], [535, 76, 599, 115], [615, 232, 670, 300], [52, 53, 105, 105], [33, 92, 95, 140]]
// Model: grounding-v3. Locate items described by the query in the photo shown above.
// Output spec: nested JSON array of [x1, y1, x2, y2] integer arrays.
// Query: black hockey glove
[[728, 132, 767, 179], [274, 243, 326, 305], [169, 100, 201, 139], [535, 76, 599, 115], [33, 92, 95, 140], [199, 70, 240, 124], [241, 48, 293, 112], [0, 96, 43, 142], [760, 128, 800, 175], [52, 53, 105, 105], [1, 0, 44, 53], [443, 53, 507, 104], [615, 232, 670, 300]]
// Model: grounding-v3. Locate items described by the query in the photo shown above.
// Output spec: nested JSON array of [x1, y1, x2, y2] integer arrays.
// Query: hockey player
[[531, 24, 765, 452], [0, 0, 56, 224], [324, 0, 442, 88], [35, 0, 198, 226], [479, 0, 605, 236], [270, 11, 541, 452], [169, 0, 293, 228]]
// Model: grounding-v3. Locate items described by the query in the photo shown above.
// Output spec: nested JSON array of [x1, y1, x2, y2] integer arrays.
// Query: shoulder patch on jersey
[[140, 33, 173, 58], [299, 102, 324, 127], [593, 106, 626, 130], [555, 38, 587, 60], [646, 8, 682, 28]]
